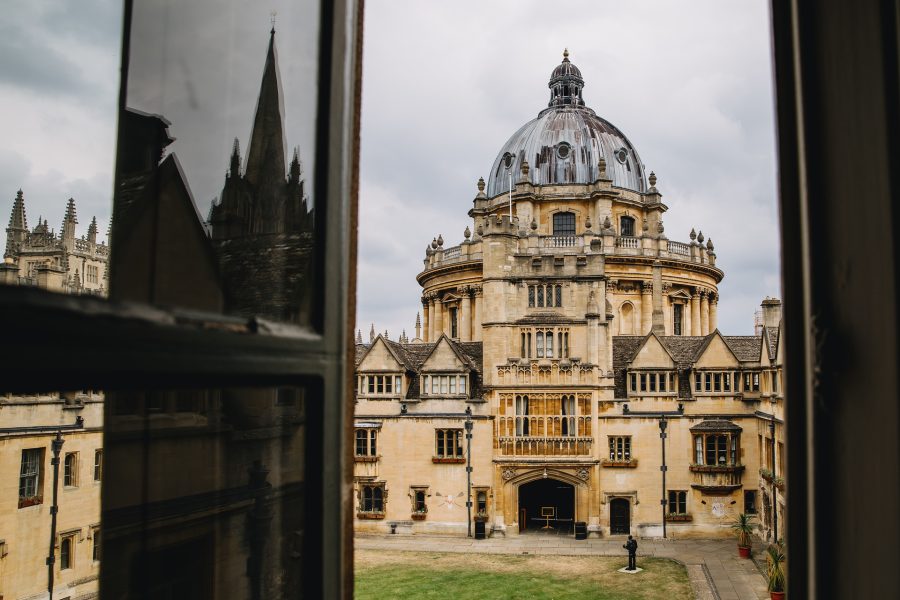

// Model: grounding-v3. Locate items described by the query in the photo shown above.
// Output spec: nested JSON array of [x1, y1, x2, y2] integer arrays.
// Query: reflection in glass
[[112, 0, 320, 326], [102, 386, 307, 599]]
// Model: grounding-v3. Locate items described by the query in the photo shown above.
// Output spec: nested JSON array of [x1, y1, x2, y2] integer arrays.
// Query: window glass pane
[[528, 286, 535, 307], [537, 286, 544, 307], [113, 0, 322, 328], [450, 376, 456, 394], [459, 376, 466, 393], [555, 285, 562, 307], [553, 212, 576, 236], [545, 331, 553, 358], [441, 376, 449, 394], [104, 385, 307, 597]]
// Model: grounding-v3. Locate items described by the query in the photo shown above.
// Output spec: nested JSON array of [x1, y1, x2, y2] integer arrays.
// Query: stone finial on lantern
[[476, 176, 486, 198], [649, 171, 657, 189], [697, 230, 705, 244], [706, 238, 714, 252], [690, 228, 697, 244], [431, 237, 438, 249], [464, 225, 471, 240], [437, 234, 444, 247]]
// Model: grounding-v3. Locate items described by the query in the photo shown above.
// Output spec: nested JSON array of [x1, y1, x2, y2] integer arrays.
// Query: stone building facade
[[2, 192, 109, 295], [354, 52, 785, 539]]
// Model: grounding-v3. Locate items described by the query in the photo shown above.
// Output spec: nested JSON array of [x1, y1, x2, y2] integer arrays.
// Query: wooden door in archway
[[610, 498, 630, 534]]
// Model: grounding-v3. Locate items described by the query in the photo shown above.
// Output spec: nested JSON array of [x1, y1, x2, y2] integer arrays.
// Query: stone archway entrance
[[518, 478, 575, 533], [610, 498, 630, 534]]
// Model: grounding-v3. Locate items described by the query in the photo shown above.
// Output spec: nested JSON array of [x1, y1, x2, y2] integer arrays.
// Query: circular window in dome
[[615, 148, 628, 164], [502, 152, 515, 170], [557, 142, 571, 160]]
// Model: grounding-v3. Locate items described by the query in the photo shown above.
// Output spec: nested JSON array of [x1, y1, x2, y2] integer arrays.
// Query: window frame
[[0, 1, 361, 596]]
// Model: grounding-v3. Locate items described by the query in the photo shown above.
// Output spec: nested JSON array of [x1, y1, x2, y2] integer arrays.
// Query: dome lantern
[[548, 49, 585, 108]]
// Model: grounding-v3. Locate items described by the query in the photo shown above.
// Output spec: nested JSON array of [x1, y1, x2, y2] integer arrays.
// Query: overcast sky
[[1, 1, 779, 336]]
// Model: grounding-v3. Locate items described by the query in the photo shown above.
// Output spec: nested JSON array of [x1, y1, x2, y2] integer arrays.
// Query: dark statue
[[624, 535, 638, 571]]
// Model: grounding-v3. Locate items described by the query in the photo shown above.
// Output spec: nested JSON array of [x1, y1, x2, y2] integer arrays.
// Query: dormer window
[[358, 374, 402, 397], [421, 374, 468, 397], [628, 371, 677, 395]]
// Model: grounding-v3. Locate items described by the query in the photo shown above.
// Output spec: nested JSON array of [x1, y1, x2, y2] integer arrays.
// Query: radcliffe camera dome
[[486, 50, 647, 197]]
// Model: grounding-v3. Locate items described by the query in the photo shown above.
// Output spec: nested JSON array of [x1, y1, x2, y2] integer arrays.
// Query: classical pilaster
[[641, 282, 653, 334], [700, 290, 710, 335], [422, 300, 430, 342], [460, 286, 472, 341], [471, 285, 483, 342], [433, 294, 444, 339], [691, 290, 702, 336], [709, 292, 719, 331], [651, 263, 665, 335]]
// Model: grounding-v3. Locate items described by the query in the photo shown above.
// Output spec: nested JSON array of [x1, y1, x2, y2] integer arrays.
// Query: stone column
[[460, 287, 472, 341], [710, 293, 719, 331], [684, 299, 692, 336], [651, 263, 665, 335], [433, 295, 444, 339], [472, 285, 483, 341], [691, 291, 701, 336], [700, 290, 710, 335], [422, 301, 430, 342], [641, 282, 653, 334]]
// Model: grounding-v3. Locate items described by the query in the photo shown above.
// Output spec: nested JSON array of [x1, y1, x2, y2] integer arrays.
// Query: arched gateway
[[517, 478, 575, 533]]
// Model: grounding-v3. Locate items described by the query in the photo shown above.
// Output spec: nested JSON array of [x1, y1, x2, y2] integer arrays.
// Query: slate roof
[[355, 338, 484, 400], [612, 333, 766, 399]]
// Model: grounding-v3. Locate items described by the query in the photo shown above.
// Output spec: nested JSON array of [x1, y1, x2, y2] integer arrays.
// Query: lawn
[[355, 550, 694, 600]]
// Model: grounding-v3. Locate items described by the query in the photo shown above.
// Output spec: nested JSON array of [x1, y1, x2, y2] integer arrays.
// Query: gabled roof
[[628, 331, 678, 366], [355, 335, 409, 371], [418, 334, 480, 372]]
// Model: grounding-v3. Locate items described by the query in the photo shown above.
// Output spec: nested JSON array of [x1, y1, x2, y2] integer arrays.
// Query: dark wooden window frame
[[0, 0, 361, 597]]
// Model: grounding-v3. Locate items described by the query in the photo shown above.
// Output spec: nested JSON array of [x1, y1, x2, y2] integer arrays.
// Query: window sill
[[18, 496, 43, 509], [354, 455, 379, 463], [357, 512, 385, 520], [432, 457, 465, 464], [665, 514, 693, 522], [601, 459, 638, 468], [690, 464, 745, 473]]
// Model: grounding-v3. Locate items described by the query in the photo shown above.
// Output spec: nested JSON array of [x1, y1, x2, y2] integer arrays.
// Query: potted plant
[[474, 511, 489, 522], [730, 513, 755, 558], [766, 542, 786, 599]]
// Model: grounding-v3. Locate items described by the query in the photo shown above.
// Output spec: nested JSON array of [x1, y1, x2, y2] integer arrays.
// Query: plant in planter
[[474, 511, 489, 522], [730, 513, 755, 558], [766, 542, 786, 599], [411, 510, 427, 520]]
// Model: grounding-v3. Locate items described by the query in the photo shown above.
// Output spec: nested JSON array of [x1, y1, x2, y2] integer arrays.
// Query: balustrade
[[543, 236, 578, 248], [616, 236, 639, 249], [497, 435, 593, 457], [667, 240, 690, 255]]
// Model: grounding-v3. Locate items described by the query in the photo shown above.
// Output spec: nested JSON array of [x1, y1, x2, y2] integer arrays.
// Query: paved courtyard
[[356, 533, 769, 600]]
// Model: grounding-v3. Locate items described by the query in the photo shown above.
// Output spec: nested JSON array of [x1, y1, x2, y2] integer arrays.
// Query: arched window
[[515, 395, 530, 435], [620, 216, 636, 237], [620, 302, 634, 334], [60, 537, 72, 570], [552, 212, 576, 236]]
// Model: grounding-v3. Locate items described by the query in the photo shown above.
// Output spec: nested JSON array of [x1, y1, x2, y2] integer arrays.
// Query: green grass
[[355, 550, 693, 600]]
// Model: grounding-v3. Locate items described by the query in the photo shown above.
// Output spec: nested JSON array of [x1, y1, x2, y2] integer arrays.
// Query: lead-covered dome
[[486, 51, 647, 197]]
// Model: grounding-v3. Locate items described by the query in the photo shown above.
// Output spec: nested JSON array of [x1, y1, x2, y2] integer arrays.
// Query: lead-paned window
[[668, 490, 687, 514], [555, 285, 562, 307], [360, 484, 385, 514], [528, 286, 535, 307], [553, 212, 576, 236], [608, 436, 632, 461], [64, 452, 78, 487], [19, 448, 43, 506], [435, 429, 463, 458]]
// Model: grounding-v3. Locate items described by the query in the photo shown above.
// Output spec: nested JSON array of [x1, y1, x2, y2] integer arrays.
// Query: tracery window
[[609, 436, 632, 461], [521, 327, 568, 359], [527, 284, 563, 308], [435, 429, 464, 458], [359, 483, 385, 515]]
